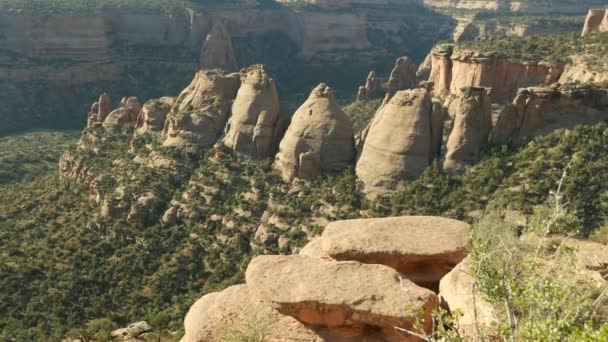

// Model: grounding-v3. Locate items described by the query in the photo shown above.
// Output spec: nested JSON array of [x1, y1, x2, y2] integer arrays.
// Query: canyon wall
[[581, 8, 608, 36], [423, 0, 605, 14], [0, 4, 454, 134], [453, 18, 583, 42], [429, 46, 562, 99]]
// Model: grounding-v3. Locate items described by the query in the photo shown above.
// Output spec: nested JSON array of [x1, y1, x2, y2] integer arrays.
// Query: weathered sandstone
[[102, 97, 141, 131], [246, 255, 438, 336], [439, 255, 498, 339], [582, 8, 608, 36], [356, 71, 383, 101], [430, 46, 563, 98], [163, 70, 240, 147], [492, 84, 608, 144], [319, 216, 470, 288], [135, 97, 175, 134], [274, 83, 355, 181], [223, 65, 281, 158], [200, 22, 238, 71], [387, 56, 418, 95], [443, 87, 492, 174], [356, 88, 443, 196]]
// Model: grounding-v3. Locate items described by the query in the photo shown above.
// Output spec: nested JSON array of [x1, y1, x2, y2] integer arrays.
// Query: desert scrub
[[343, 98, 383, 133], [0, 0, 194, 13]]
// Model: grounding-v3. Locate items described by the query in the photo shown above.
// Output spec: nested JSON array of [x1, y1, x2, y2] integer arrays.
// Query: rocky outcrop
[[306, 216, 471, 289], [417, 52, 433, 81], [491, 84, 608, 145], [439, 255, 497, 340], [274, 83, 355, 181], [246, 255, 438, 338], [223, 65, 281, 158], [560, 54, 608, 84], [135, 97, 175, 134], [387, 57, 418, 95], [454, 17, 583, 43], [356, 71, 383, 101], [430, 46, 563, 99], [582, 8, 608, 36], [356, 87, 443, 196], [111, 321, 153, 341], [423, 0, 604, 14], [102, 97, 141, 131], [163, 70, 240, 147], [200, 22, 238, 71], [443, 87, 492, 174]]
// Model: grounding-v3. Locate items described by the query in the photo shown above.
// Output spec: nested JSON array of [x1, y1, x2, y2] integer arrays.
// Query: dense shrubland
[[2, 120, 608, 340]]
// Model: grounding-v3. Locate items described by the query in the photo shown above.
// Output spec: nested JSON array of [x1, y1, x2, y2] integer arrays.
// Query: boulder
[[443, 87, 492, 174], [274, 83, 355, 181], [356, 88, 441, 196], [200, 22, 238, 72], [102, 96, 141, 131], [319, 216, 470, 289], [111, 321, 153, 340], [223, 65, 281, 158], [135, 97, 175, 134], [246, 255, 438, 337], [387, 56, 418, 95], [439, 256, 497, 339], [181, 285, 323, 342], [163, 70, 240, 147]]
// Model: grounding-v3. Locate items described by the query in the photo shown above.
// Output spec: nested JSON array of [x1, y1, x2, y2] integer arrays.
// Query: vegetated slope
[[2, 121, 608, 339]]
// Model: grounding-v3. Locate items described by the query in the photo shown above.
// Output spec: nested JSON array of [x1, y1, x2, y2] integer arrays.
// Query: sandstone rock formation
[[491, 84, 608, 145], [356, 87, 443, 196], [181, 284, 323, 342], [443, 87, 492, 174], [417, 52, 433, 81], [163, 70, 240, 147], [246, 255, 438, 337], [274, 83, 355, 181], [439, 255, 497, 339], [102, 96, 141, 131], [387, 56, 418, 95], [430, 46, 563, 99], [582, 8, 608, 36], [560, 53, 608, 84], [223, 65, 281, 158], [98, 93, 111, 120], [200, 22, 238, 72], [356, 71, 383, 101], [135, 97, 175, 134]]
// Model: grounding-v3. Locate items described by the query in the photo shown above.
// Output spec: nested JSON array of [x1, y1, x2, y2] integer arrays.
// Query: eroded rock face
[[443, 87, 492, 174], [223, 65, 281, 158], [491, 84, 608, 145], [319, 216, 470, 289], [417, 52, 433, 81], [430, 46, 563, 99], [102, 96, 141, 131], [181, 285, 323, 342], [439, 255, 497, 340], [582, 8, 608, 36], [356, 88, 442, 196], [356, 71, 383, 101], [274, 83, 355, 181], [387, 56, 418, 95], [163, 70, 240, 147], [98, 92, 111, 120], [200, 22, 238, 72], [135, 97, 175, 134], [246, 255, 438, 337]]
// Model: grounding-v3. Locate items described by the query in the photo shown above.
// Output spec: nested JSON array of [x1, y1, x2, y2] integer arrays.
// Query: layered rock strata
[[443, 87, 492, 174], [223, 65, 281, 158], [581, 8, 608, 36], [430, 45, 562, 99], [356, 87, 444, 196], [274, 83, 355, 181], [492, 84, 608, 144]]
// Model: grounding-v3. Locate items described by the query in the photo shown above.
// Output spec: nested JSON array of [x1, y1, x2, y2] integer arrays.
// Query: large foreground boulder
[[439, 255, 497, 339], [181, 285, 323, 342], [163, 70, 240, 147], [443, 87, 492, 174], [318, 216, 470, 289], [274, 83, 355, 181], [356, 88, 443, 197], [246, 255, 438, 338], [223, 65, 281, 158]]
